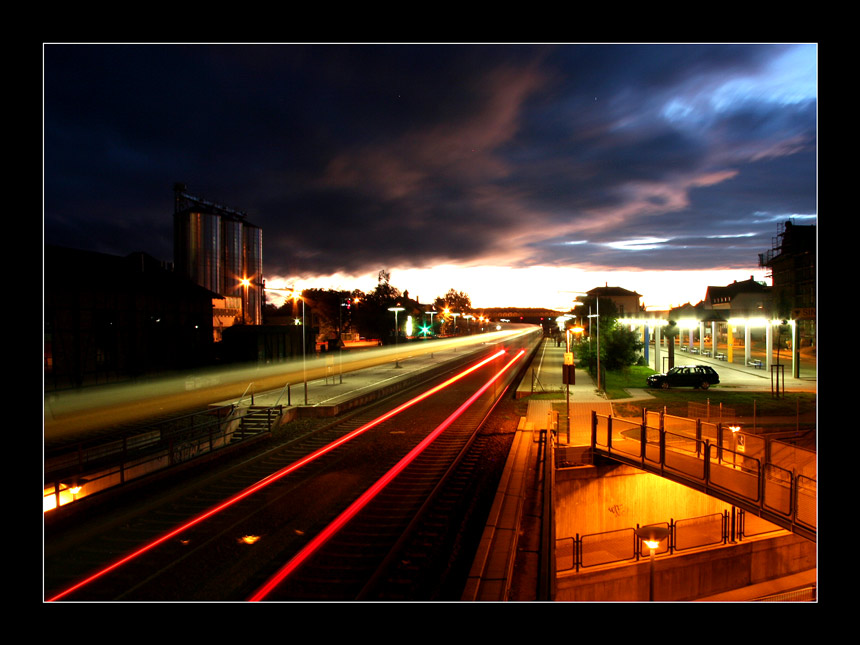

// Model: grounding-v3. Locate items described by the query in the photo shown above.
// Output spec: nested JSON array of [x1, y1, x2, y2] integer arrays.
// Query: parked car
[[647, 365, 720, 390]]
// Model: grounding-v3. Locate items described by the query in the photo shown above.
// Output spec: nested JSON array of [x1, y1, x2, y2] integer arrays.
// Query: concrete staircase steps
[[231, 406, 281, 443]]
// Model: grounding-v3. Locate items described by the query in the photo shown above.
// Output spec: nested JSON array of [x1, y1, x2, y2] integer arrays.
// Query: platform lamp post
[[291, 290, 308, 404], [587, 296, 601, 393], [388, 305, 405, 368], [559, 290, 600, 393], [451, 312, 461, 336], [265, 286, 309, 404], [635, 525, 669, 601]]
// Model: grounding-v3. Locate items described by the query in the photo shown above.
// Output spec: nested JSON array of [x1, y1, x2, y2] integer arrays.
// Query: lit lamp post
[[562, 291, 600, 393], [587, 296, 601, 393], [290, 290, 308, 404], [240, 277, 251, 323], [565, 325, 585, 444], [388, 305, 405, 368], [451, 312, 460, 335], [729, 425, 742, 469], [635, 525, 669, 601]]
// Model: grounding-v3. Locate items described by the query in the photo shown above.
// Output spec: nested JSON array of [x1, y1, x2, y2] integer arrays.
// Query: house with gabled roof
[[586, 285, 643, 315], [704, 276, 771, 317]]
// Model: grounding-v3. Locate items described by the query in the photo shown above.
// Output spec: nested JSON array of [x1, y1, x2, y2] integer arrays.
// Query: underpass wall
[[556, 460, 734, 535], [555, 533, 815, 601], [554, 459, 815, 600]]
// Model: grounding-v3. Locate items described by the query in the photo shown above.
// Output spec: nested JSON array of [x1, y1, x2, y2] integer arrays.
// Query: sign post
[[563, 352, 574, 443]]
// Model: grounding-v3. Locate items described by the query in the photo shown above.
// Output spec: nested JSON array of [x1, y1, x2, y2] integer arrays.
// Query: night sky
[[43, 43, 817, 309]]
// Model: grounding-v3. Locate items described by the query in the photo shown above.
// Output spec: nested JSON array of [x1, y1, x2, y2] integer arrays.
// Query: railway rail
[[45, 329, 540, 601]]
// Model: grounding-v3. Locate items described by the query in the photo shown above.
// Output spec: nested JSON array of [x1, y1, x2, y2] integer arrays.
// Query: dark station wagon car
[[647, 365, 720, 390]]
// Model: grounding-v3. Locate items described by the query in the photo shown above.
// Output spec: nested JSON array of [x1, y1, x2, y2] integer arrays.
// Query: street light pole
[[260, 284, 310, 404], [240, 277, 251, 324], [634, 525, 669, 601], [595, 297, 600, 392], [388, 306, 405, 368]]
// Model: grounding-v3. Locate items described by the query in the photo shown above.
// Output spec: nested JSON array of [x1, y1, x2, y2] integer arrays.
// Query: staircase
[[231, 406, 282, 443]]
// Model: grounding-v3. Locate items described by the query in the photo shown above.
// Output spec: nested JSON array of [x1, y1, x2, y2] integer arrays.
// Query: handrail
[[237, 382, 255, 406], [590, 411, 816, 542], [273, 381, 292, 408], [557, 509, 768, 573]]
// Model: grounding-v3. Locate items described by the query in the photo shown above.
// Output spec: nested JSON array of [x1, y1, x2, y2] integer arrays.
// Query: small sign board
[[562, 364, 575, 385]]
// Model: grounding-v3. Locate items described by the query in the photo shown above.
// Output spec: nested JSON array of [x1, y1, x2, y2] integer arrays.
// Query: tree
[[434, 288, 472, 313], [434, 288, 472, 335], [302, 288, 354, 347], [572, 298, 643, 375], [350, 270, 409, 343]]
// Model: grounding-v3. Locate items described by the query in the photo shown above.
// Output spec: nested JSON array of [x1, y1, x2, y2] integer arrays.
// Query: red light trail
[[47, 349, 507, 602], [248, 349, 525, 601]]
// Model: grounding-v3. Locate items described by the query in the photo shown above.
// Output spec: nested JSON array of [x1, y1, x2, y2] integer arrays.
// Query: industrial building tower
[[173, 183, 263, 326]]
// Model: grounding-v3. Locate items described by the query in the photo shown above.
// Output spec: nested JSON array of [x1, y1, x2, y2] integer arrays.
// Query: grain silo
[[173, 183, 263, 325]]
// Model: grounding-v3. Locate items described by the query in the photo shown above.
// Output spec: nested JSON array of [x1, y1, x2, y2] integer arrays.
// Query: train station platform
[[465, 338, 613, 601], [218, 341, 491, 416]]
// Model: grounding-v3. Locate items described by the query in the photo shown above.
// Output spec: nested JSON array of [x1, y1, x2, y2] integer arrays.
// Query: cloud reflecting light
[[44, 44, 817, 310]]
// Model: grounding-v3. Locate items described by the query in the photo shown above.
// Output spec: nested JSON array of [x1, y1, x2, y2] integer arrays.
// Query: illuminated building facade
[[173, 183, 263, 328]]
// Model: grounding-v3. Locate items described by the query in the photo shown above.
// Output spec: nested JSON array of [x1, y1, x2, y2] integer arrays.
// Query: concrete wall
[[556, 533, 815, 601], [556, 460, 733, 536]]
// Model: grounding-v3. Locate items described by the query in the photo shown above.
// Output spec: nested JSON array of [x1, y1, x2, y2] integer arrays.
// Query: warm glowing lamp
[[67, 477, 87, 496], [729, 425, 742, 469], [635, 525, 669, 601], [240, 277, 251, 323]]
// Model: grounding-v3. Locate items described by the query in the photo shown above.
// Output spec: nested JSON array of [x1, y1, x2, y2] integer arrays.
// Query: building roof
[[587, 285, 642, 298], [705, 276, 770, 304]]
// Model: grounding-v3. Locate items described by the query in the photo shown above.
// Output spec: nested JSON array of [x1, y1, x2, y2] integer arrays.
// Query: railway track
[[45, 331, 539, 601]]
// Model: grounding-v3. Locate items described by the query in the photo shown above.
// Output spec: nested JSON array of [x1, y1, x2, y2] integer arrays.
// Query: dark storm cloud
[[43, 43, 817, 277]]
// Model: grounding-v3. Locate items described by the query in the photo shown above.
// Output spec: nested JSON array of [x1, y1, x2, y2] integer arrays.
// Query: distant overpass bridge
[[483, 308, 567, 325], [588, 410, 816, 542]]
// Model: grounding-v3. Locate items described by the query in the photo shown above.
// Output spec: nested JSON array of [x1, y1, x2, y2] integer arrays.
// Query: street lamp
[[560, 290, 601, 393], [729, 425, 742, 469], [291, 290, 308, 404], [587, 296, 601, 393], [635, 525, 669, 601], [264, 285, 310, 404], [388, 305, 405, 368], [240, 277, 251, 324]]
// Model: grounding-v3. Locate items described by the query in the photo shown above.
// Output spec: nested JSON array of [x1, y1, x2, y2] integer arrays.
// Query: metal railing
[[44, 400, 272, 514], [556, 508, 780, 573], [590, 411, 816, 541]]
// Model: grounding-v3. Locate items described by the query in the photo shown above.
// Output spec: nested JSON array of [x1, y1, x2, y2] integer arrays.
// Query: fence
[[556, 509, 780, 573], [43, 402, 273, 514], [591, 410, 816, 541]]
